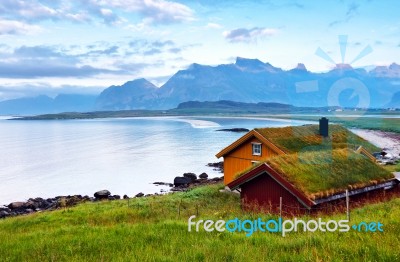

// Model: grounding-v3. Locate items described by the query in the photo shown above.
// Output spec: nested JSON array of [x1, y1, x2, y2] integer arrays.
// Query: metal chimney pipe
[[319, 117, 329, 137]]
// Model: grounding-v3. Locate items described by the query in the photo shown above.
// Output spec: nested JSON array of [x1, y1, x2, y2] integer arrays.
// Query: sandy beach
[[351, 129, 400, 157]]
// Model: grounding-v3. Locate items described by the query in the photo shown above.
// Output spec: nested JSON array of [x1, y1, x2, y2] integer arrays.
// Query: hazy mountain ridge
[[1, 57, 400, 115], [96, 57, 400, 110], [0, 94, 97, 115], [95, 78, 159, 110]]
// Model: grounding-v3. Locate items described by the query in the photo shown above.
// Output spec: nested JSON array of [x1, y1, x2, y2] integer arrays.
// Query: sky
[[0, 0, 399, 100]]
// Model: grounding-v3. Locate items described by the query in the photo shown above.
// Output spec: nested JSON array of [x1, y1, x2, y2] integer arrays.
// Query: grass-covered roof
[[255, 124, 379, 154], [262, 148, 394, 199]]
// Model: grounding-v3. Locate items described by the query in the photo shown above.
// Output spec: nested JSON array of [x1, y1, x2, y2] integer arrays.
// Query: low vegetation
[[268, 115, 400, 134], [383, 162, 400, 173], [255, 124, 380, 153], [1, 184, 400, 261], [265, 149, 393, 199]]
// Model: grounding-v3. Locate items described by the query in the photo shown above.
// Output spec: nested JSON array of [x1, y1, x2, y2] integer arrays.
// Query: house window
[[252, 143, 262, 156]]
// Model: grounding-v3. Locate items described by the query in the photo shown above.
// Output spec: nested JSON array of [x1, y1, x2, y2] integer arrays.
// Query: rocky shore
[[0, 162, 224, 219], [154, 171, 224, 193], [0, 190, 122, 219]]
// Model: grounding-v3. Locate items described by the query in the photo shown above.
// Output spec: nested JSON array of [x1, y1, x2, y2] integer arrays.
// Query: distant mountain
[[96, 57, 400, 110], [177, 100, 293, 110], [0, 94, 96, 115], [95, 78, 158, 110], [370, 63, 400, 78], [386, 91, 400, 108], [174, 100, 335, 114]]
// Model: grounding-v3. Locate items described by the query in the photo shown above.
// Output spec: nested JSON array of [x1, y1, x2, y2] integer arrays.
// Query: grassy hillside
[[1, 184, 399, 261]]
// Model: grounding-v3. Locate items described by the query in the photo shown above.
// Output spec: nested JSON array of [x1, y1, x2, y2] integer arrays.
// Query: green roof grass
[[263, 148, 393, 200], [255, 124, 379, 154]]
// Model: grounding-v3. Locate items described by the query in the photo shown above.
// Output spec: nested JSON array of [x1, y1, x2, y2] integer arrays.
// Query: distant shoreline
[[6, 111, 400, 134]]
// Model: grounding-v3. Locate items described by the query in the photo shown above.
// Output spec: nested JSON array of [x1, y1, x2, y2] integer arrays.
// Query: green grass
[[264, 115, 400, 134], [1, 184, 400, 261], [264, 149, 393, 199], [383, 162, 400, 173], [255, 124, 380, 153]]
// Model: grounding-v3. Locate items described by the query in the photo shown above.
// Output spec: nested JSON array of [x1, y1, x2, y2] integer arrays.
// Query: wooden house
[[216, 119, 398, 213]]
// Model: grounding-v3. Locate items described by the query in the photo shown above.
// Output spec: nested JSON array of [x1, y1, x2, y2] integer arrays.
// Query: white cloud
[[17, 2, 58, 20], [0, 0, 91, 23], [0, 19, 42, 35], [105, 0, 195, 24], [0, 0, 194, 32], [206, 23, 222, 29], [223, 27, 278, 43]]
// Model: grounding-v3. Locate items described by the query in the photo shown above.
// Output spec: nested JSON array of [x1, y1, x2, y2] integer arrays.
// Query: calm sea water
[[0, 116, 309, 205]]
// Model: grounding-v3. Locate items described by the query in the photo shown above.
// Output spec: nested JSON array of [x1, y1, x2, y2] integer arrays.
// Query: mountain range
[[0, 94, 96, 115], [1, 57, 400, 115], [95, 57, 400, 110]]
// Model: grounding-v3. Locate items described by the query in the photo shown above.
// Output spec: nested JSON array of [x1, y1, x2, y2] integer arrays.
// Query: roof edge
[[215, 129, 286, 158], [314, 179, 399, 205]]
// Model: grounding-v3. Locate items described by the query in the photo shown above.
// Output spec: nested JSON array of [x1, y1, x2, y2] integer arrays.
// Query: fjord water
[[0, 117, 308, 204]]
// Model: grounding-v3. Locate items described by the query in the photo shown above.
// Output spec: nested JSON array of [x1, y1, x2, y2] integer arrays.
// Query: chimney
[[319, 117, 329, 137]]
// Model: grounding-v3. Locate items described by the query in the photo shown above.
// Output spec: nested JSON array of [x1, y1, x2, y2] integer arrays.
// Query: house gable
[[241, 173, 308, 213], [215, 130, 286, 158], [228, 163, 315, 209], [216, 130, 286, 185]]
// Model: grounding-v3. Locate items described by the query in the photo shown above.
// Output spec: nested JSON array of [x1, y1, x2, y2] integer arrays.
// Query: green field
[[264, 115, 400, 134], [1, 184, 399, 261]]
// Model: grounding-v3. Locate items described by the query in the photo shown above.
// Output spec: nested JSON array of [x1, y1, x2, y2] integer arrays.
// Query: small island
[[216, 128, 250, 133]]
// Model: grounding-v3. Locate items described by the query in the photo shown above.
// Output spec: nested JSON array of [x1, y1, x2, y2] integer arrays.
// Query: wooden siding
[[223, 138, 279, 184], [241, 173, 304, 214]]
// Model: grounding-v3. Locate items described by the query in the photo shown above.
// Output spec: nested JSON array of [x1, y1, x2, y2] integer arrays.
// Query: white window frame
[[252, 143, 262, 156]]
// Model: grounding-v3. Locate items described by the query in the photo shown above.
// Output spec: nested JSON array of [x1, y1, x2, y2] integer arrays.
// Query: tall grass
[[265, 149, 393, 199], [0, 184, 399, 261], [255, 124, 380, 153]]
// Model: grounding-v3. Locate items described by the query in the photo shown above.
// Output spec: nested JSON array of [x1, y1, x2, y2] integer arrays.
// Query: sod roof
[[255, 124, 379, 154], [259, 148, 394, 199]]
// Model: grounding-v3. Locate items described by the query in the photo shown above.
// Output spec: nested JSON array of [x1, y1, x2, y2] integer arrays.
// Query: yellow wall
[[224, 138, 280, 185]]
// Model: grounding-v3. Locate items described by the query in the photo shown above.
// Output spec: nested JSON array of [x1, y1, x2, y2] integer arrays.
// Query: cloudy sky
[[0, 0, 399, 100]]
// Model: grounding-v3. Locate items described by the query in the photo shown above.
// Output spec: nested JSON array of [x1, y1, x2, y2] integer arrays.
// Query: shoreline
[[0, 163, 224, 219], [351, 129, 400, 156]]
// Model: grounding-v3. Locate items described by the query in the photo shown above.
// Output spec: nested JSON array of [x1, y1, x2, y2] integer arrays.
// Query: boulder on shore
[[0, 210, 10, 218], [206, 161, 224, 173], [174, 176, 192, 187], [8, 202, 25, 210], [183, 173, 197, 182], [199, 172, 208, 179], [94, 190, 111, 200]]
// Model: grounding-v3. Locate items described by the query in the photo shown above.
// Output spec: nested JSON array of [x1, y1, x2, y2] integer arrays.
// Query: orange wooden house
[[216, 118, 377, 185], [215, 128, 284, 185], [215, 119, 398, 213], [216, 118, 331, 185]]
